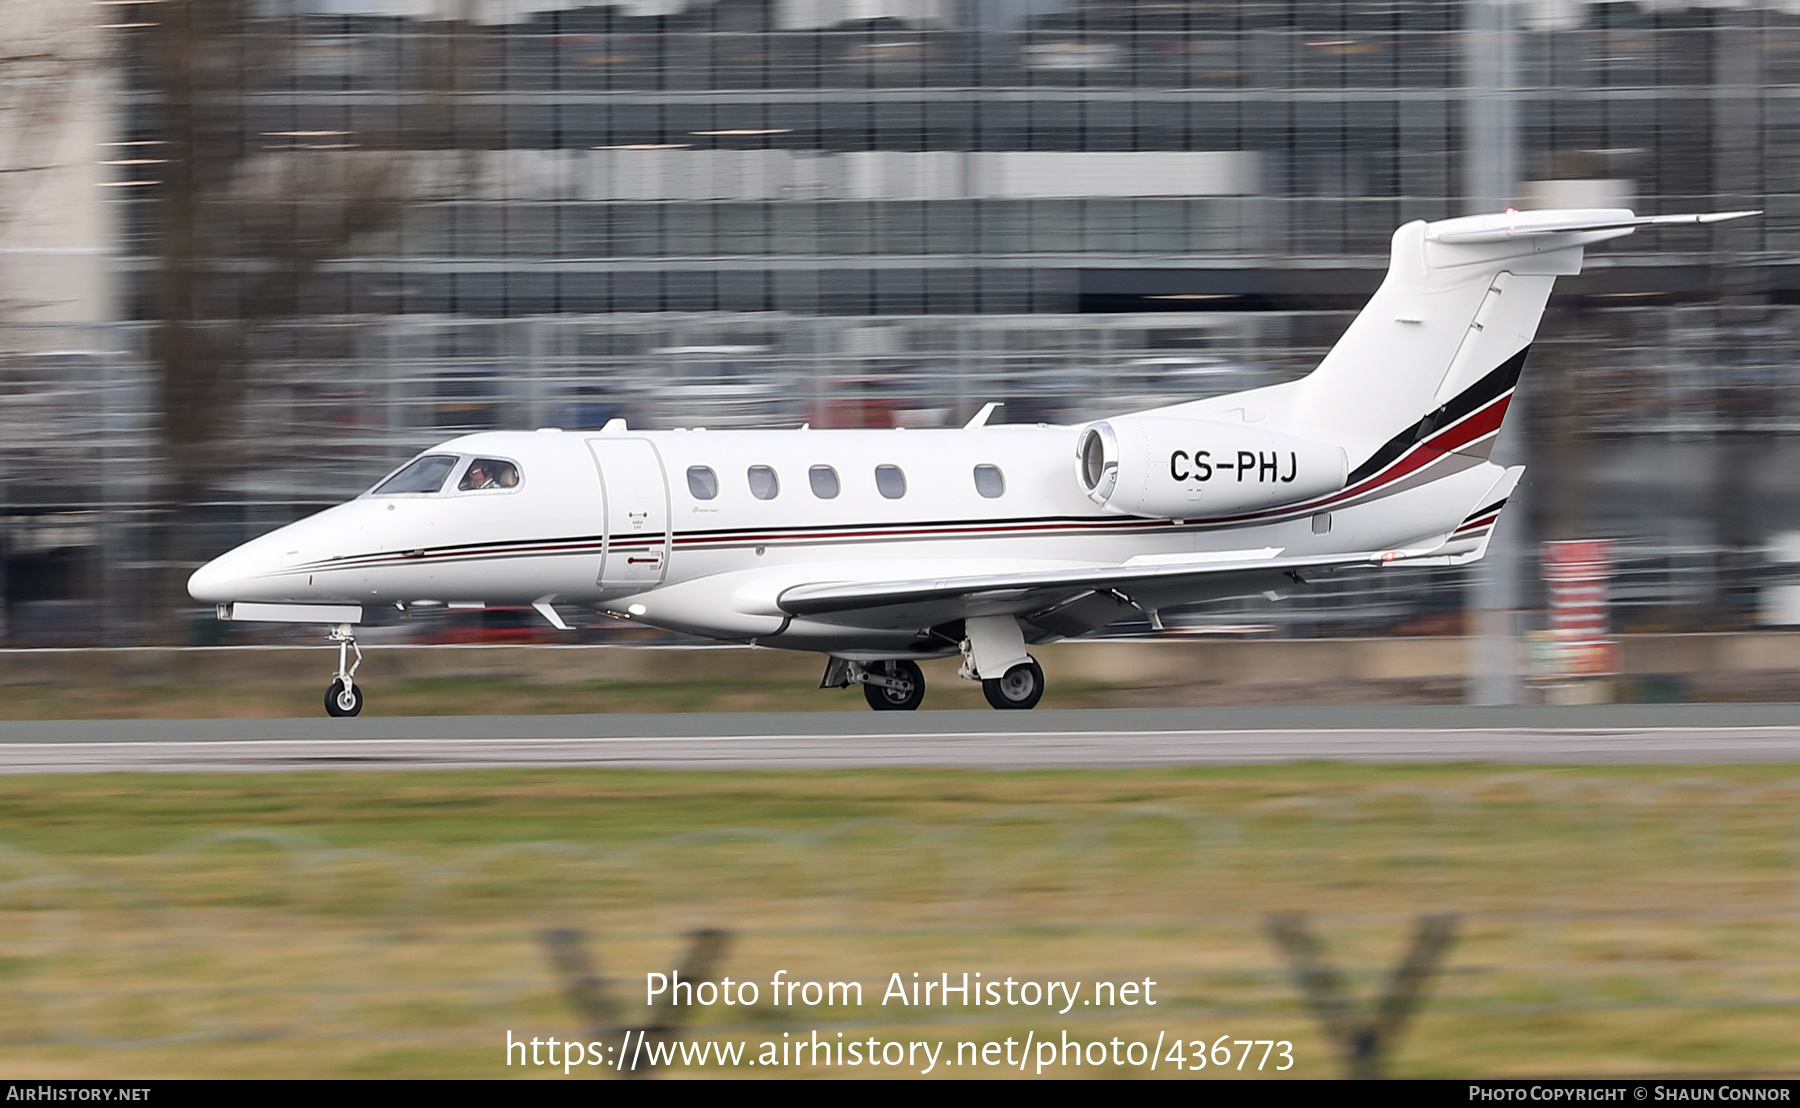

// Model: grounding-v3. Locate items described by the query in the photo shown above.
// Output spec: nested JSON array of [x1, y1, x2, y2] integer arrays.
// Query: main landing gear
[[821, 657, 926, 711], [823, 616, 1050, 712], [981, 657, 1045, 711], [324, 623, 364, 717], [960, 614, 1045, 711], [862, 659, 926, 711]]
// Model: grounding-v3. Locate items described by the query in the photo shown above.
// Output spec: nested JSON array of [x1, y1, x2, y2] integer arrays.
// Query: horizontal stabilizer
[[1429, 208, 1759, 245]]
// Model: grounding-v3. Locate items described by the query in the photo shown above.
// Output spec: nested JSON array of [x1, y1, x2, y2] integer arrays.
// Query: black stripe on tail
[[1344, 345, 1532, 486]]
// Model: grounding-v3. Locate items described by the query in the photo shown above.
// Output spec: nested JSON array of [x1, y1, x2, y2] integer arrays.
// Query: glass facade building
[[5, 0, 1800, 643]]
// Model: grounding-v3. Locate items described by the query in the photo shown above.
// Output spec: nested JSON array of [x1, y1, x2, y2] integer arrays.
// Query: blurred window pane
[[748, 465, 780, 499], [1032, 201, 1082, 252], [925, 201, 973, 254], [822, 203, 870, 254], [717, 204, 767, 255], [666, 203, 714, 255], [809, 465, 839, 498], [614, 204, 662, 256], [973, 464, 1005, 498], [771, 204, 818, 253], [980, 201, 1029, 253]]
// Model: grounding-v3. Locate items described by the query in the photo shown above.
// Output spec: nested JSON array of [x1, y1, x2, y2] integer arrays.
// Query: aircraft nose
[[187, 551, 244, 604], [189, 534, 293, 603], [186, 505, 359, 604]]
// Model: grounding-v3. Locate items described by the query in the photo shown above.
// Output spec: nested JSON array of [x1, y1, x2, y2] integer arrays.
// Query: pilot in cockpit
[[459, 458, 519, 492]]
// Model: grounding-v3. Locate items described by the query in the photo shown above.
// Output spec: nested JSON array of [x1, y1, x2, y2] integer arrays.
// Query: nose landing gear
[[324, 623, 364, 717]]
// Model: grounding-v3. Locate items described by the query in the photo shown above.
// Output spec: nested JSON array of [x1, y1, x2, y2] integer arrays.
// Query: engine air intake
[[1075, 416, 1347, 520]]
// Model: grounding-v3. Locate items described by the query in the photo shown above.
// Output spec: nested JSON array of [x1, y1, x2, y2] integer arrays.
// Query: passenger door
[[585, 438, 671, 589]]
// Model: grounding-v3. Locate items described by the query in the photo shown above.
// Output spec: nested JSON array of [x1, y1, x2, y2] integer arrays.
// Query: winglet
[[964, 402, 1002, 429]]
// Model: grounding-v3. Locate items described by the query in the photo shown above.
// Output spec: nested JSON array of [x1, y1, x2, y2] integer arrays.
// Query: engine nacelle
[[1075, 416, 1347, 519]]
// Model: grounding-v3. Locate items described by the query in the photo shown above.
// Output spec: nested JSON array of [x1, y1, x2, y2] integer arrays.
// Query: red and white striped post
[[1542, 539, 1613, 638], [1530, 540, 1620, 701]]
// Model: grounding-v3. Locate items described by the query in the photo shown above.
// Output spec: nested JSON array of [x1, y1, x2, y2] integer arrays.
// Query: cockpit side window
[[459, 457, 521, 491], [372, 454, 458, 495]]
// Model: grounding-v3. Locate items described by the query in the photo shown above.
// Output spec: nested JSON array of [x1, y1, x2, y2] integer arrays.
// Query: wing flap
[[775, 548, 1378, 626]]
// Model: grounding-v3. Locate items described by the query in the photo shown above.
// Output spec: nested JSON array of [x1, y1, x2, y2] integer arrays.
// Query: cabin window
[[458, 457, 520, 491], [687, 466, 719, 500], [748, 465, 780, 500], [809, 465, 840, 499], [373, 454, 457, 495], [973, 464, 1005, 498], [875, 464, 907, 499]]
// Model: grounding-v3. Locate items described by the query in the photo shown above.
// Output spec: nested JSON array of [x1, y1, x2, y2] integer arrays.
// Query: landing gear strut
[[324, 623, 364, 717], [821, 657, 926, 711]]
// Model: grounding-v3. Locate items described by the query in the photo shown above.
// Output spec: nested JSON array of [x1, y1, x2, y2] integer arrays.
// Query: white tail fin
[[1283, 208, 1756, 484]]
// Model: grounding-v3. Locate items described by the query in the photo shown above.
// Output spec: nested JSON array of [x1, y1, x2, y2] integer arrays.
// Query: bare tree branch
[[135, 1, 416, 636]]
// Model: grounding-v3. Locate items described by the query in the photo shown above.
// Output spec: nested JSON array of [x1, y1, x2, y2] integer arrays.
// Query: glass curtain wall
[[3, 0, 1797, 642]]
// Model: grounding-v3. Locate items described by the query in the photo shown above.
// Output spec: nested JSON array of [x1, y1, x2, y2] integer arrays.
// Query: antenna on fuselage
[[964, 402, 1003, 429]]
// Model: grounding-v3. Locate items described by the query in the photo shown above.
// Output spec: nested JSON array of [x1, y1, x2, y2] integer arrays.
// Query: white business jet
[[190, 207, 1752, 716]]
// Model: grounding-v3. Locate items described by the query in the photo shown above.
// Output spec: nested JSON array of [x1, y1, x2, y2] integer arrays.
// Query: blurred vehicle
[[411, 605, 568, 645], [1021, 39, 1125, 76], [633, 345, 796, 429], [1079, 355, 1261, 420]]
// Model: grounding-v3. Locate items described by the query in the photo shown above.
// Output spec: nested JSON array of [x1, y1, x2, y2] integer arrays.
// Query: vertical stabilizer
[[1285, 208, 1753, 480]]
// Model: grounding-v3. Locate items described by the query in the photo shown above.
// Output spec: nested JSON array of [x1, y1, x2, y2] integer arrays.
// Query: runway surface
[[2, 705, 1799, 773]]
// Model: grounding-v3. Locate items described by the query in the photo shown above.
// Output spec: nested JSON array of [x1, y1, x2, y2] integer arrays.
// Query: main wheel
[[862, 659, 925, 711], [324, 678, 364, 718], [982, 658, 1044, 710]]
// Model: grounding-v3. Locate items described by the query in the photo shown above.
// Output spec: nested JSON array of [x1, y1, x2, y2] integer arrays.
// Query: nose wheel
[[325, 677, 364, 717], [324, 624, 364, 718]]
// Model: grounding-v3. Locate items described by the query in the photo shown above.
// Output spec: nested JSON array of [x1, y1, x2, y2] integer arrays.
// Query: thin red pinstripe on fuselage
[[287, 386, 1513, 577]]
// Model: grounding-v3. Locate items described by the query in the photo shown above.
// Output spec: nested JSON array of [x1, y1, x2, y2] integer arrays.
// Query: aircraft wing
[[775, 547, 1392, 637]]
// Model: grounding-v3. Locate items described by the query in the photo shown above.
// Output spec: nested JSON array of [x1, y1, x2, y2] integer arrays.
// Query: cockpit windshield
[[372, 454, 458, 495]]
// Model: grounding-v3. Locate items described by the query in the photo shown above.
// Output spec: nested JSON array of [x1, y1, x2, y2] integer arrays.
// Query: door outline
[[585, 437, 672, 589]]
